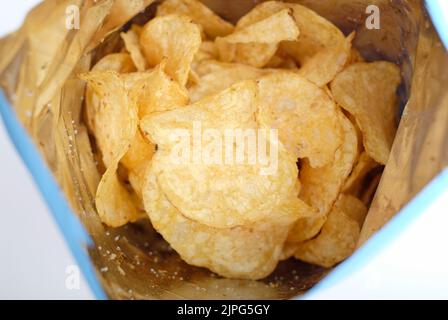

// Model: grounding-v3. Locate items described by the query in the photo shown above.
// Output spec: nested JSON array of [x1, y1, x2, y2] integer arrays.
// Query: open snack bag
[[0, 0, 446, 299]]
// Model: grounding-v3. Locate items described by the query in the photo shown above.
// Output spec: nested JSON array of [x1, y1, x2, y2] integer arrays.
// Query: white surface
[[0, 0, 93, 300]]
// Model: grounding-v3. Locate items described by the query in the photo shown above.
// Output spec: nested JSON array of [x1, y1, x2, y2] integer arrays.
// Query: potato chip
[[121, 29, 148, 71], [157, 0, 234, 38], [128, 161, 150, 200], [80, 71, 141, 226], [286, 199, 322, 243], [141, 81, 298, 228], [220, 9, 299, 44], [143, 164, 300, 279], [123, 64, 190, 118], [120, 66, 189, 197], [293, 194, 366, 267], [256, 72, 342, 168], [121, 129, 155, 173], [85, 53, 136, 132], [265, 52, 298, 69], [338, 194, 369, 227], [349, 47, 365, 64], [216, 8, 299, 67], [189, 62, 268, 102], [140, 14, 202, 86], [342, 151, 379, 197], [295, 110, 358, 236], [193, 41, 219, 64], [280, 3, 345, 65], [298, 33, 354, 87], [330, 62, 401, 164]]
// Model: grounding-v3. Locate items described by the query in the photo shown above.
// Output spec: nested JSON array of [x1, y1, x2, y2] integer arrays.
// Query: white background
[[0, 0, 93, 299], [1, 0, 447, 300]]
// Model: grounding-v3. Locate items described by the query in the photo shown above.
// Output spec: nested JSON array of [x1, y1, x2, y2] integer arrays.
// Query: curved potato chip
[[121, 66, 189, 195], [141, 81, 298, 228], [281, 3, 345, 65], [128, 161, 150, 200], [189, 61, 268, 102], [338, 194, 369, 227], [221, 9, 298, 44], [330, 62, 401, 164], [256, 72, 342, 168], [295, 110, 358, 237], [265, 52, 298, 69], [294, 194, 366, 267], [349, 47, 365, 64], [216, 8, 299, 67], [143, 164, 300, 279], [299, 110, 358, 213], [193, 41, 219, 64], [140, 14, 201, 86], [85, 53, 136, 132], [80, 71, 141, 227], [123, 65, 190, 118], [286, 198, 321, 243], [298, 32, 354, 87], [121, 129, 155, 173], [157, 0, 234, 38], [225, 1, 285, 68], [342, 151, 379, 197], [121, 29, 148, 71]]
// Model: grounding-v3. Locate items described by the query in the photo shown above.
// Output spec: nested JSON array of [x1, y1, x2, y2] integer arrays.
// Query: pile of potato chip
[[81, 0, 401, 280]]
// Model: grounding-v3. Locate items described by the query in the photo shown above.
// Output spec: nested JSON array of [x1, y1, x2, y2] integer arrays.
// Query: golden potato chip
[[80, 71, 141, 227], [141, 81, 298, 228], [85, 53, 136, 132], [130, 24, 143, 37], [298, 33, 354, 87], [256, 72, 342, 168], [140, 14, 202, 86], [95, 161, 143, 227], [296, 110, 358, 236], [230, 0, 286, 69], [220, 9, 299, 44], [216, 8, 299, 67], [123, 64, 190, 118], [157, 0, 234, 38], [143, 164, 300, 279], [330, 62, 401, 164], [82, 71, 136, 167], [128, 161, 150, 200], [121, 29, 148, 71], [265, 52, 298, 69], [349, 47, 365, 64], [281, 3, 345, 65], [193, 41, 219, 64], [293, 194, 366, 267], [91, 53, 136, 73], [286, 199, 322, 243], [192, 59, 237, 77], [189, 62, 268, 102], [338, 194, 369, 227], [120, 66, 189, 197], [121, 129, 155, 173], [342, 151, 379, 197]]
